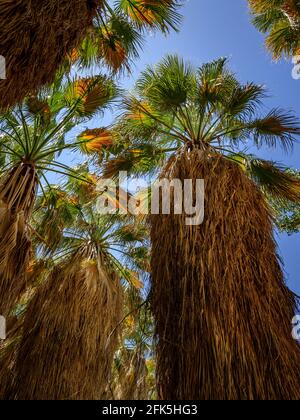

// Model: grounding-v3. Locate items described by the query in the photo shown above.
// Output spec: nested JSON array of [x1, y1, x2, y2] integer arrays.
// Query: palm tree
[[3, 176, 149, 400], [0, 0, 183, 109], [0, 73, 118, 317], [249, 0, 300, 59], [104, 56, 300, 400]]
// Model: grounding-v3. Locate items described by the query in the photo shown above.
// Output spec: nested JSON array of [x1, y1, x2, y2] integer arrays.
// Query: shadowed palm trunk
[[0, 0, 100, 109], [8, 249, 123, 400], [151, 150, 300, 400], [0, 163, 37, 316]]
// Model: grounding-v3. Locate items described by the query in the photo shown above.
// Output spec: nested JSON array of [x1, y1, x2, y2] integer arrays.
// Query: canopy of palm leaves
[[107, 55, 300, 399], [0, 0, 183, 109], [105, 55, 300, 201], [249, 0, 300, 59]]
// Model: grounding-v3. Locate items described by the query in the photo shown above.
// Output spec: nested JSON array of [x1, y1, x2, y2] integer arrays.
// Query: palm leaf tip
[[250, 109, 300, 151], [248, 158, 300, 202]]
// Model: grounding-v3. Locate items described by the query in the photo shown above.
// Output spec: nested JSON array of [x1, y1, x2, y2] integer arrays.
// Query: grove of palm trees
[[0, 0, 300, 403]]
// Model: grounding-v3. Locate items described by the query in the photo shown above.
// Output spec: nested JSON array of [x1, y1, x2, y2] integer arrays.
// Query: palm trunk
[[0, 0, 100, 109], [151, 150, 300, 400], [9, 249, 123, 400], [0, 163, 37, 316]]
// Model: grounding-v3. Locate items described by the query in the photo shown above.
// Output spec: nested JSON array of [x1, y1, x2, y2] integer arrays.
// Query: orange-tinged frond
[[67, 48, 81, 64], [99, 35, 127, 72], [66, 76, 115, 116], [128, 271, 144, 289], [125, 0, 175, 26], [127, 1, 157, 24], [78, 128, 114, 154]]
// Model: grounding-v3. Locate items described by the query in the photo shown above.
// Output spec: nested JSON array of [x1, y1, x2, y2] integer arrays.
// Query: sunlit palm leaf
[[245, 156, 300, 202]]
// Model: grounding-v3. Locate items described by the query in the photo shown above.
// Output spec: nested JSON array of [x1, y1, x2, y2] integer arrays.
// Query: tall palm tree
[[249, 0, 300, 59], [104, 56, 300, 399], [0, 0, 183, 109], [3, 176, 149, 400], [0, 73, 118, 317]]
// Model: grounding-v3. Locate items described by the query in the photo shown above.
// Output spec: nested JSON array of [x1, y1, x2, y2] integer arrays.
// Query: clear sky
[[65, 0, 300, 294]]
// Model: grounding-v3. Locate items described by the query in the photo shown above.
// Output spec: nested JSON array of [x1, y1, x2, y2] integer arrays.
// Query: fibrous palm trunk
[[0, 0, 100, 109], [0, 163, 37, 317], [8, 250, 123, 400], [151, 150, 300, 400]]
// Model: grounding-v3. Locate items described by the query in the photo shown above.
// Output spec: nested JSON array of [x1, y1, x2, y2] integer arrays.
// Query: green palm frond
[[102, 144, 167, 179], [136, 55, 196, 112], [244, 155, 300, 202], [114, 0, 183, 32]]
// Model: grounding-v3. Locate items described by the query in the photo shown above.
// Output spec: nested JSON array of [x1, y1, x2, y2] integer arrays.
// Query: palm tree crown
[[105, 55, 300, 202]]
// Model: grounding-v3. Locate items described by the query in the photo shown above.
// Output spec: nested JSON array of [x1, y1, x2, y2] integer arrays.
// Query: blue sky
[[66, 0, 300, 294]]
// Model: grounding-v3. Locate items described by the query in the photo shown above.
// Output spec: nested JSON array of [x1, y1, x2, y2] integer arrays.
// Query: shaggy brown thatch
[[0, 0, 100, 110], [0, 316, 23, 399], [0, 261, 48, 399], [0, 163, 37, 316], [151, 150, 300, 400], [9, 248, 123, 400]]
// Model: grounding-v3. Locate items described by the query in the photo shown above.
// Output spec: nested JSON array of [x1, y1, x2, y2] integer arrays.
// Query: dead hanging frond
[[151, 150, 300, 400], [0, 163, 38, 316], [0, 315, 24, 400], [0, 0, 101, 110], [10, 246, 123, 400], [0, 258, 49, 400]]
